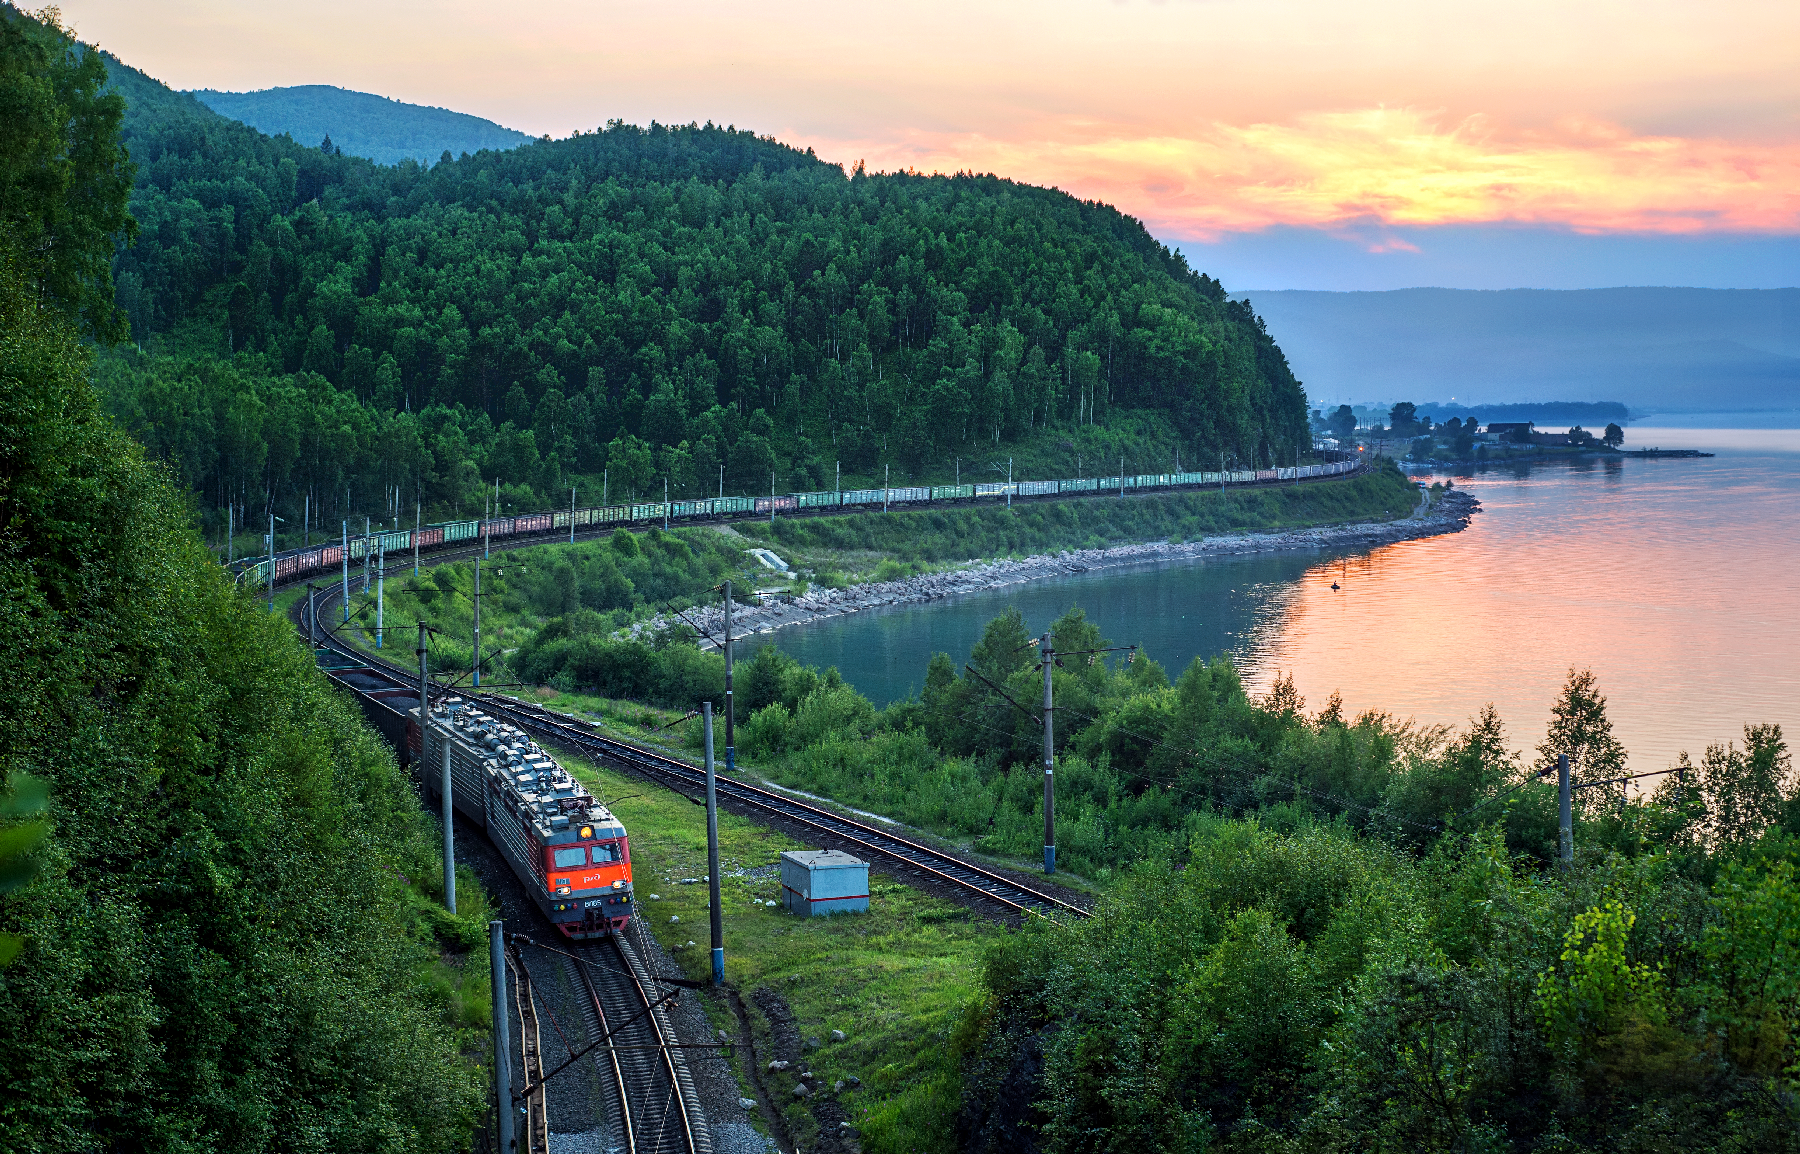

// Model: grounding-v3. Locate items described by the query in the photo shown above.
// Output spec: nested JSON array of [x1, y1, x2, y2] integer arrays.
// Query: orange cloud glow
[[798, 109, 1800, 241]]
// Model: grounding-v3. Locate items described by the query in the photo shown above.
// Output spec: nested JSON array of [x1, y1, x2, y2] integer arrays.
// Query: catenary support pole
[[570, 487, 577, 545], [375, 539, 385, 647], [883, 464, 889, 512], [267, 512, 276, 613], [341, 520, 350, 622], [490, 920, 513, 1154], [1042, 631, 1055, 874], [1007, 458, 1013, 509], [473, 557, 482, 689], [306, 584, 316, 645], [665, 477, 671, 531], [1558, 753, 1573, 868], [414, 500, 421, 574], [704, 702, 723, 985]]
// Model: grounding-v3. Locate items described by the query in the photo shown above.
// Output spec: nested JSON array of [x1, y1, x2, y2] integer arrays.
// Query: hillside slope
[[1244, 287, 1800, 414], [193, 84, 532, 165], [98, 48, 1310, 535]]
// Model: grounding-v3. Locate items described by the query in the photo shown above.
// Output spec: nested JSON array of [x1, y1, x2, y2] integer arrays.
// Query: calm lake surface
[[768, 428, 1800, 773]]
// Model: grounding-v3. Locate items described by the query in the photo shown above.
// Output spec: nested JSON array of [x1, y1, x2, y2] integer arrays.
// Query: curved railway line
[[300, 584, 1090, 921], [292, 578, 1085, 1154]]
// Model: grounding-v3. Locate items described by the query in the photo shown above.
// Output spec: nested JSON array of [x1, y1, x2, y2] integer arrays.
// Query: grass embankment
[[557, 751, 995, 1154], [739, 463, 1416, 582]]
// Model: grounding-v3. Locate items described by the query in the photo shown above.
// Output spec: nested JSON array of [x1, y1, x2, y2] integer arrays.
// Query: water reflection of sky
[[770, 429, 1800, 773]]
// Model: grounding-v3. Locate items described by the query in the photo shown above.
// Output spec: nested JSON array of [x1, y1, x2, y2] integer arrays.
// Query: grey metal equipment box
[[779, 850, 870, 916]]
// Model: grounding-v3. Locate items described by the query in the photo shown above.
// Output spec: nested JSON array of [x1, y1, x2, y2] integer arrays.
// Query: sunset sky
[[63, 0, 1800, 289]]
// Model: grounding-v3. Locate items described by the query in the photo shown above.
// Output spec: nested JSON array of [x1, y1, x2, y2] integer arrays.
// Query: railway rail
[[504, 938, 551, 1154], [300, 586, 1089, 921]]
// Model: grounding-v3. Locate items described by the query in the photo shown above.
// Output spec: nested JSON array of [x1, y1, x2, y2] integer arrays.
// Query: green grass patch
[[556, 752, 998, 1154]]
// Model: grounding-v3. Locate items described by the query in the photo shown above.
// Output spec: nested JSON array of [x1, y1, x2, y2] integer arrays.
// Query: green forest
[[78, 18, 1308, 552], [1, 9, 488, 1148], [515, 603, 1800, 1153]]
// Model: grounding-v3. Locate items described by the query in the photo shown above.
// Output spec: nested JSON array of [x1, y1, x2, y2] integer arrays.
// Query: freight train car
[[419, 697, 634, 939]]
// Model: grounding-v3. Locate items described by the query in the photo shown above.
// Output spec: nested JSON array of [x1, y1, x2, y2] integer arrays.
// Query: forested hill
[[192, 85, 533, 166], [97, 39, 1308, 537]]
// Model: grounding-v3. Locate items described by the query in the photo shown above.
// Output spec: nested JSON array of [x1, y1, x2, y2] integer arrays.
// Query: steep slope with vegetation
[[0, 10, 487, 1147], [87, 32, 1310, 548]]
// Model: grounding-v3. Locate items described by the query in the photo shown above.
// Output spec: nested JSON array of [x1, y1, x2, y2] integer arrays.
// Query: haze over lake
[[768, 428, 1800, 775]]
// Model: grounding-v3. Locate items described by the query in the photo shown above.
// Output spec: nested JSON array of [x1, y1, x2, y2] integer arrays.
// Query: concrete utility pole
[[421, 622, 454, 915], [375, 538, 385, 647], [414, 500, 421, 574], [665, 478, 671, 531], [1041, 631, 1056, 874], [267, 512, 276, 613], [304, 493, 309, 547], [883, 464, 889, 512], [703, 702, 723, 985], [836, 460, 841, 501], [769, 472, 776, 525], [1558, 753, 1573, 868], [473, 557, 482, 689], [1119, 454, 1125, 498], [570, 487, 577, 545], [306, 583, 317, 646], [1007, 458, 1013, 509], [490, 921, 513, 1154], [723, 580, 735, 772], [717, 465, 722, 500], [341, 520, 350, 622], [227, 502, 234, 564]]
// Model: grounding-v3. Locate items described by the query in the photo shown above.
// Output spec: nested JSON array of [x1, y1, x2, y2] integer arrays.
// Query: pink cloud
[[793, 108, 1800, 239]]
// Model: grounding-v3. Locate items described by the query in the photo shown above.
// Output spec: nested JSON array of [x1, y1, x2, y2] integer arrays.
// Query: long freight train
[[417, 696, 634, 939], [237, 455, 1360, 591]]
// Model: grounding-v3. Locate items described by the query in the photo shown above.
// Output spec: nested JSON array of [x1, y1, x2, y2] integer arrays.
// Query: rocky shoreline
[[653, 489, 1481, 647]]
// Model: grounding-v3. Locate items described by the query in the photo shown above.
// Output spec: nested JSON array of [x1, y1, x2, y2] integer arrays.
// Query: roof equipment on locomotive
[[418, 697, 633, 939]]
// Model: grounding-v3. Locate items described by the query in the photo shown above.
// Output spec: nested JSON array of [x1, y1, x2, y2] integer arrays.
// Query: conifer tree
[[1537, 668, 1628, 810]]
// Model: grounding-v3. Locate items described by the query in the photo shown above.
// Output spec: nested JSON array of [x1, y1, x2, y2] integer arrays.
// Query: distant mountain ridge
[[191, 84, 531, 166], [1241, 287, 1800, 414]]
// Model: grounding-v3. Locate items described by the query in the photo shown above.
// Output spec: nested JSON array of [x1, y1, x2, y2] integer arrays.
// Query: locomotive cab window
[[590, 841, 623, 864], [552, 847, 587, 868]]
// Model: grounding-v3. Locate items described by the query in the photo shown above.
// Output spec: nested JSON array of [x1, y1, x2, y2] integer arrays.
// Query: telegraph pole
[[1041, 631, 1056, 874], [1558, 753, 1573, 868], [723, 580, 735, 772], [704, 702, 723, 985], [490, 921, 513, 1154]]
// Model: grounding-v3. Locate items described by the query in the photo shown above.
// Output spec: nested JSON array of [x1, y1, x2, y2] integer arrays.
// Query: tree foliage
[[0, 6, 136, 340], [83, 35, 1310, 540]]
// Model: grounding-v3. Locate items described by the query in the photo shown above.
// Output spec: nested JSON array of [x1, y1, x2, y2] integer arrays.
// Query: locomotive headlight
[[579, 826, 593, 839], [612, 879, 623, 889]]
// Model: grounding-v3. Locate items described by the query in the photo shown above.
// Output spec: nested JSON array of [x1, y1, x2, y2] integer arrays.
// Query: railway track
[[299, 585, 1089, 921], [504, 939, 551, 1154]]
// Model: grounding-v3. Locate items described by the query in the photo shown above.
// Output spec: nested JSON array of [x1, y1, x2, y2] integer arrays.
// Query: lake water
[[768, 428, 1800, 774]]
